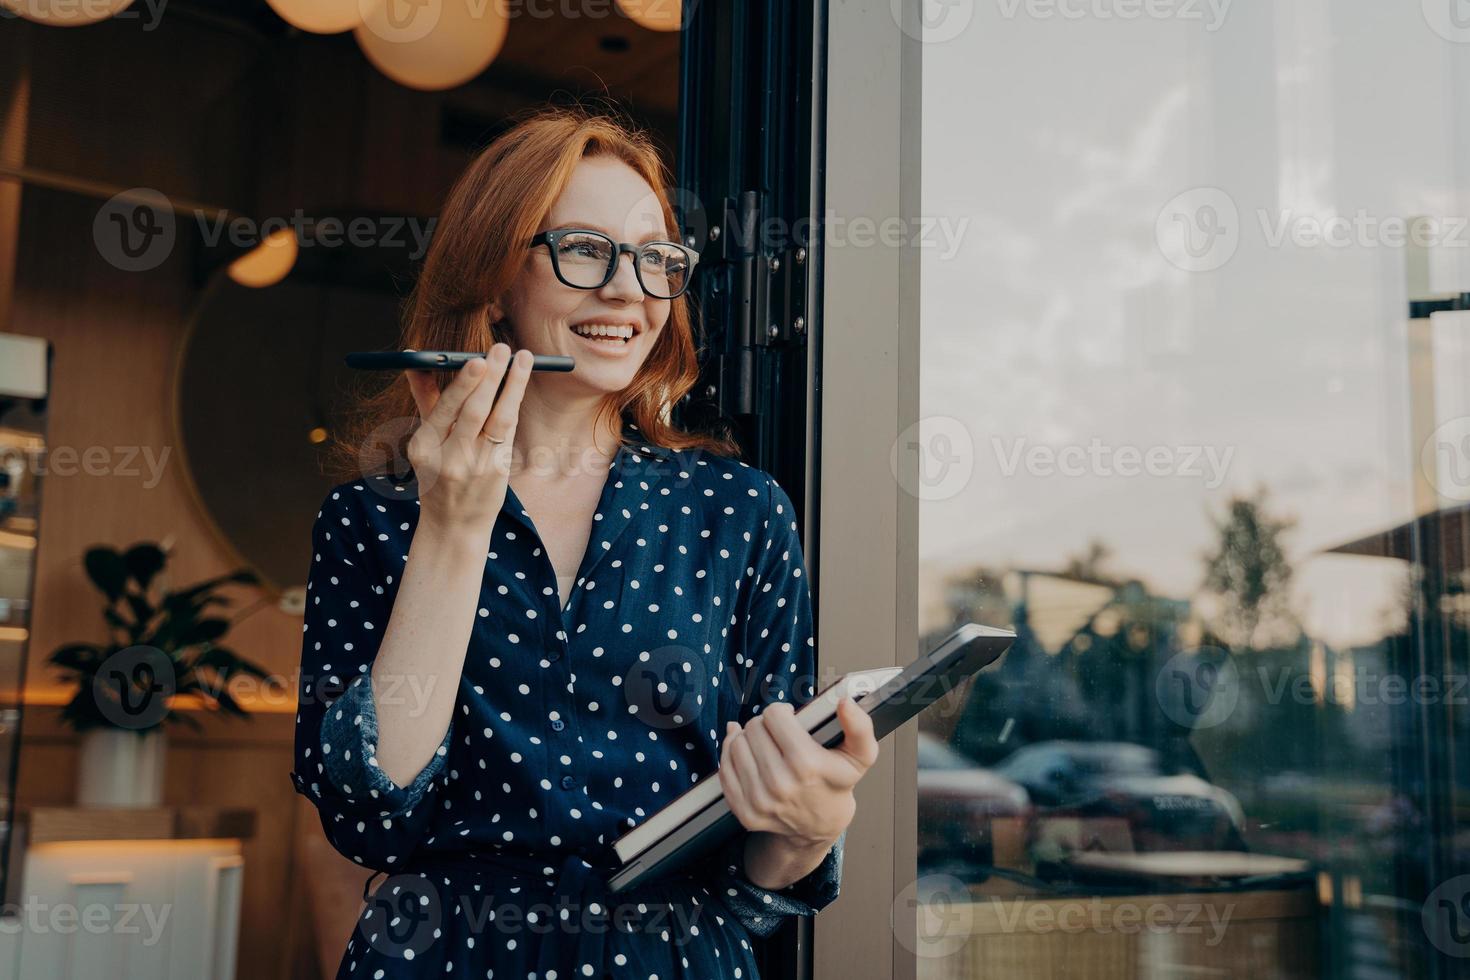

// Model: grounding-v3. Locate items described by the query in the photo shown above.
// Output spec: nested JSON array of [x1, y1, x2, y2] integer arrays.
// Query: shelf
[[17, 805, 256, 844]]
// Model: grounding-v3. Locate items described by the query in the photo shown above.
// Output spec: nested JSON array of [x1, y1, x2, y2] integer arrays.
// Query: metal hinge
[[709, 191, 809, 417]]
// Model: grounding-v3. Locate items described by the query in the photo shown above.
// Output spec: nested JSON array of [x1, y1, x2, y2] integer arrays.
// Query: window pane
[[915, 4, 1470, 977]]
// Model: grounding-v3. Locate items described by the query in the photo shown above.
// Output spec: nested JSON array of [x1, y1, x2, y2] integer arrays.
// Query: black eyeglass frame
[[528, 228, 700, 300]]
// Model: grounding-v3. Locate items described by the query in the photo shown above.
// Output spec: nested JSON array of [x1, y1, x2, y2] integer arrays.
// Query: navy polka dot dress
[[289, 421, 844, 979]]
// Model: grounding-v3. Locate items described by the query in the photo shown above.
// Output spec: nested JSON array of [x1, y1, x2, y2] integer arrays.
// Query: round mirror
[[173, 220, 412, 597]]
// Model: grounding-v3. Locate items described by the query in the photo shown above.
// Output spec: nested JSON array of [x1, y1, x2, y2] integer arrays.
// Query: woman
[[290, 104, 881, 979]]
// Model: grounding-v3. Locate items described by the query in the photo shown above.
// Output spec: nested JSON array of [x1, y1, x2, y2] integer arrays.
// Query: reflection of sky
[[916, 2, 1467, 647]]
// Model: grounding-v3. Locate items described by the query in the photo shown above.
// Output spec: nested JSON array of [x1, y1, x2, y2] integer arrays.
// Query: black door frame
[[676, 0, 828, 976]]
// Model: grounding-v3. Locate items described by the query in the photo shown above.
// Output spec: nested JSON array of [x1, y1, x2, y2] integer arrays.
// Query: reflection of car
[[994, 741, 1245, 851], [917, 732, 1031, 875]]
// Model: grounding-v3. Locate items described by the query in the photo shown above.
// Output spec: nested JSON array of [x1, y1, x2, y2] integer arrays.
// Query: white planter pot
[[76, 727, 167, 807]]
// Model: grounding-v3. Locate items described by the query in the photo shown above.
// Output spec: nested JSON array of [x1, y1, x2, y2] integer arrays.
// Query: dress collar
[[617, 420, 675, 462], [496, 419, 679, 586]]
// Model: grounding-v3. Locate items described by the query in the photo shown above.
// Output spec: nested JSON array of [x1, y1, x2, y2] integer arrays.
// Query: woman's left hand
[[719, 695, 881, 848]]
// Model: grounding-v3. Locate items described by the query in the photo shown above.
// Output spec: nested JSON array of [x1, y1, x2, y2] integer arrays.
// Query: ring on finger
[[480, 432, 506, 445]]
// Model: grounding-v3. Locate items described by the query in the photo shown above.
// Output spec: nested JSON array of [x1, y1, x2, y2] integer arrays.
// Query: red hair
[[329, 101, 741, 481]]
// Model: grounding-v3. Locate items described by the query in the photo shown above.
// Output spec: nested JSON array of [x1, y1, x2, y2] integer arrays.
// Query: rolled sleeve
[[318, 671, 455, 817], [288, 485, 455, 872], [712, 829, 845, 938], [713, 473, 845, 937]]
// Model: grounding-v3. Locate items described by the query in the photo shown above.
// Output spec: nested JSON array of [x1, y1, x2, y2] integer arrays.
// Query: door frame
[[678, 1, 924, 975], [811, 3, 924, 979]]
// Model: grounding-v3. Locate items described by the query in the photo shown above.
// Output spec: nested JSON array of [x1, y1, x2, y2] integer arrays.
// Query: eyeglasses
[[528, 227, 699, 300]]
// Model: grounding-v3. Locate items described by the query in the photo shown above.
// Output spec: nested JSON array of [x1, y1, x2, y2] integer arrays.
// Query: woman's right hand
[[403, 343, 533, 537]]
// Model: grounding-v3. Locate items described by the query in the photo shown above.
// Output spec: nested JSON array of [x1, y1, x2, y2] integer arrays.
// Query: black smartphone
[[345, 351, 575, 372]]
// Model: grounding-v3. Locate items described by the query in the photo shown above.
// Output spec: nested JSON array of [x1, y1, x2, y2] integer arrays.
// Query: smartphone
[[345, 351, 575, 372]]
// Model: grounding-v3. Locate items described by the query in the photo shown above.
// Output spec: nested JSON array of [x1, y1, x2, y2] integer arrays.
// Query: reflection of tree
[[1062, 539, 1117, 583], [1200, 487, 1300, 651]]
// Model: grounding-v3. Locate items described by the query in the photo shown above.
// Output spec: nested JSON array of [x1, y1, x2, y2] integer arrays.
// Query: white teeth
[[570, 323, 634, 341]]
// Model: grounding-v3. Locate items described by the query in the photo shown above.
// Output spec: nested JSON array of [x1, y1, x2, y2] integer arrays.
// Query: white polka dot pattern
[[288, 422, 843, 974]]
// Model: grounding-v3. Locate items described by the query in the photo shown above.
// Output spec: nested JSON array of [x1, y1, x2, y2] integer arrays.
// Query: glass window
[[914, 3, 1470, 977]]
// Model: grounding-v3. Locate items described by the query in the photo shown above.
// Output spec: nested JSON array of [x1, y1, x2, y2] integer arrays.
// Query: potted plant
[[47, 542, 271, 807]]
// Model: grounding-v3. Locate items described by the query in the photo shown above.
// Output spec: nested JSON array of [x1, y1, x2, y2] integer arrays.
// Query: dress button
[[546, 650, 562, 663], [560, 775, 576, 790], [550, 718, 566, 732]]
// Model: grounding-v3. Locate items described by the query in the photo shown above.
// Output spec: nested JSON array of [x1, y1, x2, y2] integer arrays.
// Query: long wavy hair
[[327, 101, 741, 481]]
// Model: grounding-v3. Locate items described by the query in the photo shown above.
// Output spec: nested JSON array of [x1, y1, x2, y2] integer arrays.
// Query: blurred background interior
[[4, 1, 1470, 979], [0, 2, 682, 978]]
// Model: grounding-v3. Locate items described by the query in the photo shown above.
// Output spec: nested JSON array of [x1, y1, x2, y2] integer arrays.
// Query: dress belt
[[361, 849, 708, 975]]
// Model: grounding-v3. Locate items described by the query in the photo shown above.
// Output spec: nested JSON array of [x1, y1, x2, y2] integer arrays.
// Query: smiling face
[[491, 154, 674, 401]]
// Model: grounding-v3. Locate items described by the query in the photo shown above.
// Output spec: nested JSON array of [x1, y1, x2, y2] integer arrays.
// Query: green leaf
[[84, 547, 128, 603], [212, 686, 248, 717], [47, 643, 104, 672], [102, 607, 139, 642], [164, 569, 259, 607], [192, 647, 271, 681], [122, 544, 167, 592], [178, 618, 230, 646], [124, 593, 155, 633], [170, 708, 205, 733]]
